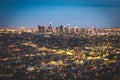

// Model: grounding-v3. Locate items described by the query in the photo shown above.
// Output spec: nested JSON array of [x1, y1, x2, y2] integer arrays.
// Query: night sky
[[0, 0, 120, 27]]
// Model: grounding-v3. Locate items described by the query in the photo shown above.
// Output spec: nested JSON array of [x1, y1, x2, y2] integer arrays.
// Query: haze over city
[[0, 0, 120, 27]]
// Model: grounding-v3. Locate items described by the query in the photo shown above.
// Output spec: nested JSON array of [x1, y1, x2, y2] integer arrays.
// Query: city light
[[0, 26, 120, 80]]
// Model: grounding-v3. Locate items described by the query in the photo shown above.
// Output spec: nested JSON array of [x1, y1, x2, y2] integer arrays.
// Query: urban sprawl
[[0, 24, 120, 80]]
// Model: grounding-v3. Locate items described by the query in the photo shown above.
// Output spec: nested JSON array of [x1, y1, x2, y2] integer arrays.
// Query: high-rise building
[[46, 22, 53, 34], [67, 24, 70, 33], [55, 27, 59, 34], [63, 26, 67, 34], [74, 26, 79, 33], [59, 24, 64, 34], [70, 28, 75, 33], [38, 25, 45, 34]]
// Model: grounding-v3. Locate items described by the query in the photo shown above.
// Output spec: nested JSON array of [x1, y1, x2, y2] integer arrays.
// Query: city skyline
[[0, 0, 120, 27]]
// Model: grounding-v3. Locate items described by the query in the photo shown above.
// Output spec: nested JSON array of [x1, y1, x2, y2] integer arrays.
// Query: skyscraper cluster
[[38, 23, 92, 35]]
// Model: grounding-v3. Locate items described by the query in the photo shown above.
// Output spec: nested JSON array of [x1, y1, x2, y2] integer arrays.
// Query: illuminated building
[[67, 24, 70, 33], [63, 26, 68, 34], [70, 28, 75, 33], [59, 24, 64, 34], [55, 27, 59, 34], [74, 26, 79, 33], [46, 22, 53, 34], [38, 25, 46, 34]]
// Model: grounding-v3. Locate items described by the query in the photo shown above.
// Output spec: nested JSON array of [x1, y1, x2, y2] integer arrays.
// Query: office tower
[[67, 24, 70, 33], [74, 26, 79, 33], [46, 22, 53, 34], [63, 26, 67, 34], [70, 28, 75, 33], [48, 22, 52, 31], [38, 25, 45, 34], [59, 24, 64, 34], [55, 27, 59, 34]]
